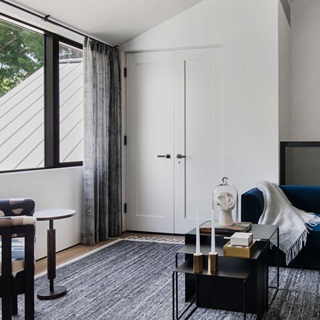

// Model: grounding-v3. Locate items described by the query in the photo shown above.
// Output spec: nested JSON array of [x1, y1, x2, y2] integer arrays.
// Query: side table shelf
[[172, 260, 197, 320], [172, 255, 259, 320], [172, 228, 280, 320], [184, 225, 280, 308]]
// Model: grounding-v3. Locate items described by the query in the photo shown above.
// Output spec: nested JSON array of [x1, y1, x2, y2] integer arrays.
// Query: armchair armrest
[[241, 188, 264, 223]]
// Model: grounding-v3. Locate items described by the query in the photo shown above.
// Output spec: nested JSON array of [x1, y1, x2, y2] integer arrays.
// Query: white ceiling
[[1, 0, 204, 45]]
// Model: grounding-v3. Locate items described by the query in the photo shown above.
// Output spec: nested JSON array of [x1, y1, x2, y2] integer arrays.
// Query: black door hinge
[[124, 67, 127, 78], [124, 203, 127, 213], [124, 135, 127, 146]]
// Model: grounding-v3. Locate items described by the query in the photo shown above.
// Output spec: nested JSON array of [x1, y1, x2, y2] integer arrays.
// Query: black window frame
[[279, 141, 320, 184], [0, 15, 83, 174]]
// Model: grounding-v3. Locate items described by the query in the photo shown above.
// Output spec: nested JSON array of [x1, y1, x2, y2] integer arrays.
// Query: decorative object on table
[[193, 252, 203, 273], [208, 209, 218, 273], [193, 210, 203, 273], [208, 251, 218, 273], [213, 177, 239, 226], [223, 240, 257, 258], [230, 232, 253, 247], [200, 220, 252, 235]]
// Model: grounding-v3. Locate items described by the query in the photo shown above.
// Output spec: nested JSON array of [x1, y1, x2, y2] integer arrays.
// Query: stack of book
[[200, 221, 252, 235]]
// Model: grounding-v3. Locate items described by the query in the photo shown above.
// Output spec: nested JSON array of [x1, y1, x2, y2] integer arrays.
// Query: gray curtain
[[81, 37, 122, 245]]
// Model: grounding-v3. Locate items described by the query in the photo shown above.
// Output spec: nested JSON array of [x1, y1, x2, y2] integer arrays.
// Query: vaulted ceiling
[[0, 0, 205, 45]]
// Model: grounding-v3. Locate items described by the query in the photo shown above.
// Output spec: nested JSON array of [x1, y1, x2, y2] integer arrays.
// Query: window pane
[[0, 19, 44, 171], [59, 43, 83, 163]]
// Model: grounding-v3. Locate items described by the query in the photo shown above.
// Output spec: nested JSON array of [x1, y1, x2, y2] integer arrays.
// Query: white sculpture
[[215, 192, 235, 226]]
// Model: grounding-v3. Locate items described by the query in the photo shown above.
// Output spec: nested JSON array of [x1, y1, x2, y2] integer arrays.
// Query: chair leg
[[25, 225, 35, 320], [25, 279, 35, 320], [12, 293, 18, 315], [2, 268, 12, 319], [2, 286, 12, 320], [2, 231, 12, 320]]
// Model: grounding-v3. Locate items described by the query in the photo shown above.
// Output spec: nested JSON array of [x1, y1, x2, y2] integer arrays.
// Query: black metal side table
[[34, 209, 76, 300], [172, 239, 269, 320], [184, 223, 280, 304]]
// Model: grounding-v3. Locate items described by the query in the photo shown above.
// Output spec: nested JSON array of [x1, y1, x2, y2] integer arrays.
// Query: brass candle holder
[[193, 253, 203, 273], [208, 252, 218, 274]]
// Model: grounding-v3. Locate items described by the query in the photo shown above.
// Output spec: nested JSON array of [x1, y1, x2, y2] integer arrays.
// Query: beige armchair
[[0, 198, 36, 320]]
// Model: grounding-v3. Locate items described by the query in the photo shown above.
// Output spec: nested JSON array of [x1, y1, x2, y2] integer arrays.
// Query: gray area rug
[[9, 239, 320, 319]]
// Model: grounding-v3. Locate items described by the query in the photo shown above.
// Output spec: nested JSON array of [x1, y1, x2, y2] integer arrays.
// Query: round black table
[[34, 209, 76, 300]]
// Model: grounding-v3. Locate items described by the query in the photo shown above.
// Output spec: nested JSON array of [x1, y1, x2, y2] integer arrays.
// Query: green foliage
[[0, 20, 44, 97], [59, 44, 82, 60], [0, 20, 83, 98]]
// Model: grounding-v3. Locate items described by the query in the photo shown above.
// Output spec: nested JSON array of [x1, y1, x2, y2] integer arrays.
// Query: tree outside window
[[0, 20, 44, 97], [0, 18, 83, 172]]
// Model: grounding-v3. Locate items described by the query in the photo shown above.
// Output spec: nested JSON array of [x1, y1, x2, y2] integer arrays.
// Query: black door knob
[[157, 154, 171, 159]]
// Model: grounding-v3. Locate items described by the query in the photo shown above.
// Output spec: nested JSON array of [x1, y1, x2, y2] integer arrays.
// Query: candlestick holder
[[193, 253, 203, 273], [208, 252, 218, 274]]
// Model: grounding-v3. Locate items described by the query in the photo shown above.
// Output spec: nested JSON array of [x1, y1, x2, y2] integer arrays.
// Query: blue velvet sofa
[[241, 185, 320, 269]]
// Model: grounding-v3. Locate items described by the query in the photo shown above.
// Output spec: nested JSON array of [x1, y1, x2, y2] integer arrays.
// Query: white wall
[[0, 167, 82, 259], [279, 0, 292, 141], [291, 0, 320, 140], [121, 0, 280, 195], [0, 4, 84, 259]]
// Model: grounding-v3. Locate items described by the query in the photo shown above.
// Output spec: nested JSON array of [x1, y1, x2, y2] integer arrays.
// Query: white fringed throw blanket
[[257, 181, 320, 265]]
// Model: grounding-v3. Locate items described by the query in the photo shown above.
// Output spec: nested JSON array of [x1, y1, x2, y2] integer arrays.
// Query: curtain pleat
[[81, 38, 122, 245]]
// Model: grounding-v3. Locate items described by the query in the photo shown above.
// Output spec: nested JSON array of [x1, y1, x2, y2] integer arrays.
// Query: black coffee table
[[172, 224, 279, 320]]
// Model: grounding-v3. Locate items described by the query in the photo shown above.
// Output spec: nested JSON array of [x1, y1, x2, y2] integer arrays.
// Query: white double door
[[126, 47, 223, 234]]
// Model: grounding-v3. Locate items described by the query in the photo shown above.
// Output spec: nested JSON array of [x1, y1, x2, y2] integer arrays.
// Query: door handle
[[157, 154, 171, 159], [176, 154, 186, 159]]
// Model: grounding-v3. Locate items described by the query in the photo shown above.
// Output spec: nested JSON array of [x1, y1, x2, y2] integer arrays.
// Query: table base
[[37, 285, 67, 300]]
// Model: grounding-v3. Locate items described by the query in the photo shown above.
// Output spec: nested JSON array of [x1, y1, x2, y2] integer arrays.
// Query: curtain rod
[[0, 0, 117, 48]]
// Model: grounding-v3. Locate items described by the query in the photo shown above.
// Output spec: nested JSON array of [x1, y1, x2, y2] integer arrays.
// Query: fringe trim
[[124, 235, 184, 244], [284, 228, 308, 265]]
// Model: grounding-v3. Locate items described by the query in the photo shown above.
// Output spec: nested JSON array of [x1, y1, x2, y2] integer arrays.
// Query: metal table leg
[[37, 220, 67, 300]]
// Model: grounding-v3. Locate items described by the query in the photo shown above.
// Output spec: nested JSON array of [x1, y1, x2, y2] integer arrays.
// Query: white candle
[[196, 210, 200, 254], [211, 209, 216, 253]]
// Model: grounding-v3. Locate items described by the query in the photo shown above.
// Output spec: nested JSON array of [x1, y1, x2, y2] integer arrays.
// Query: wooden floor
[[35, 232, 184, 275]]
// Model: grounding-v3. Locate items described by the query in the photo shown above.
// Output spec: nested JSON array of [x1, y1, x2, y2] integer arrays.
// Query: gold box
[[223, 240, 257, 258]]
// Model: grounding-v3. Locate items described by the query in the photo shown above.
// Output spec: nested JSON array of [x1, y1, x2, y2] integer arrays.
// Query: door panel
[[126, 52, 174, 233], [126, 48, 223, 234], [174, 48, 224, 234]]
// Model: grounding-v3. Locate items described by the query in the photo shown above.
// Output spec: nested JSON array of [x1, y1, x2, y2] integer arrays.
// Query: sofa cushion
[[304, 229, 320, 252], [281, 186, 320, 214]]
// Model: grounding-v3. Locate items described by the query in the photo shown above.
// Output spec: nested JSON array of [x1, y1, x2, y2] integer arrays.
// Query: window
[[0, 19, 45, 171], [280, 142, 320, 185], [59, 43, 83, 163], [0, 17, 83, 172]]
